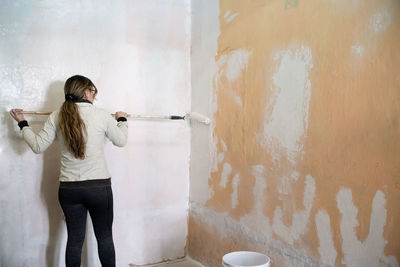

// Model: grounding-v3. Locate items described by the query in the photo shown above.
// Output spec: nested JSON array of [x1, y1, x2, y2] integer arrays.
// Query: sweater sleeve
[[21, 113, 57, 154], [105, 114, 128, 147]]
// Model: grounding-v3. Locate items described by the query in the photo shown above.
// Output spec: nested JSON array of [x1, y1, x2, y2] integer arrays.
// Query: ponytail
[[59, 100, 87, 159], [58, 75, 95, 159]]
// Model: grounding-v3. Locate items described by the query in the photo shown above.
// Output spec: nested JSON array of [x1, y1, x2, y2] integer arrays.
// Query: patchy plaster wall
[[189, 0, 400, 266], [0, 0, 190, 266]]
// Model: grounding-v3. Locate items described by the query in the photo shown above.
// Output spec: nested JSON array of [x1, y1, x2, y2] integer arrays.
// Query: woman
[[10, 75, 128, 267]]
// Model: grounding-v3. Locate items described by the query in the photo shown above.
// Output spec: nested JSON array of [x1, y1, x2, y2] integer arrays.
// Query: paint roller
[[21, 111, 211, 124]]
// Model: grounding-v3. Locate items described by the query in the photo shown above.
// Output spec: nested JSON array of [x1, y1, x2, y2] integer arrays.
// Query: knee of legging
[[96, 234, 114, 244], [67, 237, 85, 246]]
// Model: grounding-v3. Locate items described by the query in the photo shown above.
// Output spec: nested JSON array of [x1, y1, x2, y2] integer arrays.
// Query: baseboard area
[[129, 256, 205, 267]]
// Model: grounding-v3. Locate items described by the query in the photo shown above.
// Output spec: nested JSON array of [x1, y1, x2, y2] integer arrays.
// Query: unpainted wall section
[[0, 0, 191, 266], [190, 0, 400, 266]]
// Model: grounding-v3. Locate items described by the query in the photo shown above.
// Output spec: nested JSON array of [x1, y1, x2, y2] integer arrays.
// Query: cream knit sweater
[[21, 102, 128, 182]]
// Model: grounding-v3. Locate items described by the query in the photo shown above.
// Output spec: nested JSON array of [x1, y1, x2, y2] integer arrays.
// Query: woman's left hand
[[10, 109, 25, 122], [115, 111, 128, 120]]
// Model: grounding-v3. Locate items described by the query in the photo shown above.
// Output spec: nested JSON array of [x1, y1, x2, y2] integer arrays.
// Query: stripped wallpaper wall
[[189, 0, 400, 266]]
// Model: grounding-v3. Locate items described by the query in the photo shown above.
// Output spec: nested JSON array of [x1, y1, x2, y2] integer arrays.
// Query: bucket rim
[[222, 251, 270, 267]]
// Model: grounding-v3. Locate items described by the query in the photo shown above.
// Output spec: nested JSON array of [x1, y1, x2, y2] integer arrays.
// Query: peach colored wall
[[190, 0, 400, 266]]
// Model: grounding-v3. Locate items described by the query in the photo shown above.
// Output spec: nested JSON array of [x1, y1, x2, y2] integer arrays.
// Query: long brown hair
[[59, 75, 97, 159]]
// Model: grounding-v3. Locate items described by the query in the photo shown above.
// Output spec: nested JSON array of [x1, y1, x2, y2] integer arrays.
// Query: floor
[[133, 257, 205, 267]]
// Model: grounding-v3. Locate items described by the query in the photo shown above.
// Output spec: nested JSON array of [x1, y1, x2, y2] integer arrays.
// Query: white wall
[[189, 0, 219, 206], [0, 0, 191, 266]]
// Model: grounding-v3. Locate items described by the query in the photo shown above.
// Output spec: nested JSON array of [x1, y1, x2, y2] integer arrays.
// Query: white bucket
[[222, 251, 270, 267]]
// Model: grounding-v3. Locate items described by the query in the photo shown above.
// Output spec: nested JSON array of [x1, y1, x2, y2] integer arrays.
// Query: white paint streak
[[216, 49, 252, 82], [240, 165, 273, 240], [219, 162, 232, 188], [221, 140, 228, 151], [277, 175, 291, 195], [225, 12, 239, 23], [252, 165, 267, 213], [337, 189, 398, 267], [277, 171, 300, 195], [351, 45, 363, 56], [316, 210, 337, 266], [369, 11, 391, 33], [231, 173, 240, 208], [261, 46, 312, 165], [273, 175, 316, 245], [217, 152, 224, 163], [211, 48, 251, 188], [233, 94, 243, 107]]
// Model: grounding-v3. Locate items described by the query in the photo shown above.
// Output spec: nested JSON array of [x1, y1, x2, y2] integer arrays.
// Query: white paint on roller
[[231, 173, 240, 208], [315, 210, 337, 266], [187, 112, 211, 124], [272, 175, 316, 245], [260, 46, 312, 166], [369, 11, 391, 33], [219, 162, 232, 188], [337, 188, 398, 267]]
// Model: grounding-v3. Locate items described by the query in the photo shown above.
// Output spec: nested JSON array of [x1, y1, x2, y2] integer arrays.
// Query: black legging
[[58, 179, 115, 267]]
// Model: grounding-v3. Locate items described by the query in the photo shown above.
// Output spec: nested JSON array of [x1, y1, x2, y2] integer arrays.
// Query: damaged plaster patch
[[337, 189, 398, 267], [260, 46, 312, 165], [272, 175, 316, 245], [369, 11, 391, 33], [316, 210, 337, 266]]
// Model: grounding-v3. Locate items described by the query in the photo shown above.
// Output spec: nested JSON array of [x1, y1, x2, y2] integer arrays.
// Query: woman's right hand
[[115, 111, 128, 120], [10, 109, 25, 122]]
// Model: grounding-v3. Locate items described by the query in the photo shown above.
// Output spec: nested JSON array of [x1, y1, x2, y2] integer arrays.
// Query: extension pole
[[21, 111, 210, 124]]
